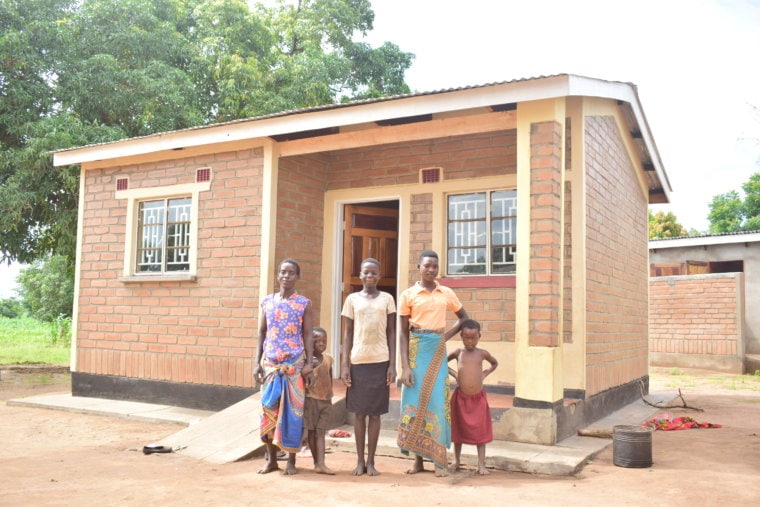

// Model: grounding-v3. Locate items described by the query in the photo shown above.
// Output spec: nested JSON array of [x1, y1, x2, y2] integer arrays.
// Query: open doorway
[[339, 200, 399, 368]]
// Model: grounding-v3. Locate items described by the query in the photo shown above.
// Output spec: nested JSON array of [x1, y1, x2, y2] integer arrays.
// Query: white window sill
[[118, 274, 197, 284]]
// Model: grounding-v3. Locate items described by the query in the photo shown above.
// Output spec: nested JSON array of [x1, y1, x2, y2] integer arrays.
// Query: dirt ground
[[1, 365, 759, 506]]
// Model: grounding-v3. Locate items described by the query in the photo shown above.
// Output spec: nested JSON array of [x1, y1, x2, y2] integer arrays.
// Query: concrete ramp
[[157, 392, 348, 464], [156, 393, 263, 464]]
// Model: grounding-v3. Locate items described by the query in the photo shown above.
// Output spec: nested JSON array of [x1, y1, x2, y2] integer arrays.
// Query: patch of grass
[[0, 317, 70, 365], [23, 373, 54, 385], [659, 368, 696, 388], [664, 376, 696, 388], [708, 374, 760, 391]]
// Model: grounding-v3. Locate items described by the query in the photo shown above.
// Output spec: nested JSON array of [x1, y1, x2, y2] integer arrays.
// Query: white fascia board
[[566, 75, 671, 198], [650, 232, 760, 249]]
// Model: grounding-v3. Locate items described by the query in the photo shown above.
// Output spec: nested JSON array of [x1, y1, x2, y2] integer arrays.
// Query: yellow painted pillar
[[505, 99, 566, 444]]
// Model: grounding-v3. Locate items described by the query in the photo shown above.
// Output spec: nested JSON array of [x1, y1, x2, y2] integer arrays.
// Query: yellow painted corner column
[[564, 96, 587, 392], [259, 140, 279, 299], [499, 99, 566, 445]]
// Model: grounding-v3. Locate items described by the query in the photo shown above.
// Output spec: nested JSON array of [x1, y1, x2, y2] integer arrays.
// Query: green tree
[[16, 255, 74, 321], [708, 191, 744, 233], [707, 172, 760, 233], [0, 297, 23, 319], [0, 0, 413, 265], [741, 172, 760, 231], [648, 210, 687, 239]]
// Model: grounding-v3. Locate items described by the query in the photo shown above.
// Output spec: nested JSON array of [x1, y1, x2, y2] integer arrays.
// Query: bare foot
[[351, 463, 366, 476], [434, 465, 449, 477], [283, 462, 297, 475], [477, 467, 491, 475], [314, 464, 335, 475], [366, 463, 381, 476], [448, 462, 461, 473], [405, 461, 424, 474], [256, 461, 279, 474]]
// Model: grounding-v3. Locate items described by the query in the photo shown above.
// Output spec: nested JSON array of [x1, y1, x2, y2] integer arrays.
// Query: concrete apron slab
[[7, 392, 212, 426]]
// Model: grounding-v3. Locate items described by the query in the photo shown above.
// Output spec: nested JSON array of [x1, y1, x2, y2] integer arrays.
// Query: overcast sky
[[364, 0, 760, 231], [1, 0, 758, 297]]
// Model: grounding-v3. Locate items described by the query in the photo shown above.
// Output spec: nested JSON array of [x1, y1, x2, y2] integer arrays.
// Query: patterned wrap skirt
[[396, 330, 450, 468]]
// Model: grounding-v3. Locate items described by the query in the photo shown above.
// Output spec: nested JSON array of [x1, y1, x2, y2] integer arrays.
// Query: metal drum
[[612, 425, 653, 468]]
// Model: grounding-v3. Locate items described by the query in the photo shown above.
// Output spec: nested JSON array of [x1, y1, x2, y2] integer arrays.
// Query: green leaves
[[16, 254, 74, 321], [648, 210, 687, 239], [0, 0, 413, 264], [707, 173, 760, 234]]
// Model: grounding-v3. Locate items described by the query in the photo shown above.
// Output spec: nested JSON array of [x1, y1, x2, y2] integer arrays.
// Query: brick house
[[650, 231, 760, 373], [53, 74, 670, 445]]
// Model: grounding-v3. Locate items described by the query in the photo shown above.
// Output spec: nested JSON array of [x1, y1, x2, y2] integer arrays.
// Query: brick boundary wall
[[649, 273, 744, 373]]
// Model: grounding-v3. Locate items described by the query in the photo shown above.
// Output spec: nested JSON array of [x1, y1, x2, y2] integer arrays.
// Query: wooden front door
[[340, 202, 399, 363], [342, 202, 399, 298]]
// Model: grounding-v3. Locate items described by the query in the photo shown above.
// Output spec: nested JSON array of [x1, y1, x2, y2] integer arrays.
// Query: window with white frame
[[136, 197, 192, 273], [447, 189, 517, 275], [116, 180, 209, 281]]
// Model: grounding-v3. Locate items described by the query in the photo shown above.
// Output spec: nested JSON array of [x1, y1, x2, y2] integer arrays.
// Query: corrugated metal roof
[[650, 229, 760, 248], [52, 73, 669, 203], [51, 73, 622, 154]]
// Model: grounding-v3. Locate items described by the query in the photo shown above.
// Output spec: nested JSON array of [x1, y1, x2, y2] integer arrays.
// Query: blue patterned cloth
[[397, 330, 450, 468]]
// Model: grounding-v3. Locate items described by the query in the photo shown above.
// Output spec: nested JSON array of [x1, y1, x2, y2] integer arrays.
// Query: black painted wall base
[[72, 372, 257, 411], [556, 374, 649, 441]]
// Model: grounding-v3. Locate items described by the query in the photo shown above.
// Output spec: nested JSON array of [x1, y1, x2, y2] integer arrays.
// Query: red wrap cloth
[[450, 388, 493, 445], [643, 413, 722, 431]]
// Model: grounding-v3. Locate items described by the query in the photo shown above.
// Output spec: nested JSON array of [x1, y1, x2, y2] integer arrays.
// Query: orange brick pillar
[[528, 121, 562, 349]]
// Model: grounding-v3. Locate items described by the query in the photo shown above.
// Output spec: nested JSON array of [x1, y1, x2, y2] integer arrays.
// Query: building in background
[[650, 231, 760, 373]]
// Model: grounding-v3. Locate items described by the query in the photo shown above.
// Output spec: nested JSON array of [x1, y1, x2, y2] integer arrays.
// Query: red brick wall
[[326, 130, 516, 190], [650, 274, 741, 357], [529, 121, 563, 347], [584, 116, 649, 396], [407, 193, 434, 277], [76, 149, 264, 388], [275, 154, 328, 318], [383, 132, 518, 343]]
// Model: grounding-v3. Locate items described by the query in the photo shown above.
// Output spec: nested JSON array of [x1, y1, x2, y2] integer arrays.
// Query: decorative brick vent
[[196, 167, 212, 183], [116, 178, 129, 191], [420, 167, 441, 183]]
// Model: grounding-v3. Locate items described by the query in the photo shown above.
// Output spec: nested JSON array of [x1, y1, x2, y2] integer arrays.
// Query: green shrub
[[48, 315, 72, 347], [16, 255, 74, 322], [0, 298, 23, 319]]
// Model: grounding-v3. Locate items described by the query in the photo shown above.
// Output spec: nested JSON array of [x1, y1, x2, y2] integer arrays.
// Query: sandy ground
[[1, 365, 759, 506]]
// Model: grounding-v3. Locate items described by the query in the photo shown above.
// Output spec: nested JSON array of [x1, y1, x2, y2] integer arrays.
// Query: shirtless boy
[[447, 319, 498, 475]]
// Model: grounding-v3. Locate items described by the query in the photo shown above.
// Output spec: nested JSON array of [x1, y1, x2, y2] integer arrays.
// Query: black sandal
[[142, 445, 172, 455]]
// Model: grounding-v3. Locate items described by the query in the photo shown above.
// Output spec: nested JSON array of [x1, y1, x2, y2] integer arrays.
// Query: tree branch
[[638, 380, 704, 412]]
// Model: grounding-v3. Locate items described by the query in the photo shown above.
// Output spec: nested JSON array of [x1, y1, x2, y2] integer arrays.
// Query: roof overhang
[[53, 74, 671, 202]]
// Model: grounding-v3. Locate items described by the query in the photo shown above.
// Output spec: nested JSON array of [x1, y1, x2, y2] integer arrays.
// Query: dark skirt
[[346, 361, 390, 416]]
